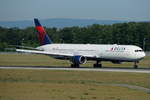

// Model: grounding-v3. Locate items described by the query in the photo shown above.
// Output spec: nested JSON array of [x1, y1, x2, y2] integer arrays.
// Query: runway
[[0, 66, 150, 73]]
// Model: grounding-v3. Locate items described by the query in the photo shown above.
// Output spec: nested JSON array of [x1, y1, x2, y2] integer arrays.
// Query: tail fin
[[34, 18, 52, 45]]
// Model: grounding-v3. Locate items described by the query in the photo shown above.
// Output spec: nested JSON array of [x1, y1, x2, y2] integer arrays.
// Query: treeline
[[0, 22, 150, 51]]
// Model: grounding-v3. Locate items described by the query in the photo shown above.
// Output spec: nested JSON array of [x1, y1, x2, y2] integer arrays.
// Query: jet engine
[[71, 56, 87, 64]]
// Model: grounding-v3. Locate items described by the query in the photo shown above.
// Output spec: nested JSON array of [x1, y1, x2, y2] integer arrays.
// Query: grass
[[0, 53, 150, 68], [0, 54, 150, 100], [0, 69, 150, 100], [0, 54, 69, 66]]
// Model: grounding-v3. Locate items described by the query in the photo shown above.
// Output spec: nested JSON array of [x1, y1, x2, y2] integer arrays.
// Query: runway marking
[[0, 66, 150, 73]]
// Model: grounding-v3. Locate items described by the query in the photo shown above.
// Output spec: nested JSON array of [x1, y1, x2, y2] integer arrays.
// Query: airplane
[[16, 18, 146, 68]]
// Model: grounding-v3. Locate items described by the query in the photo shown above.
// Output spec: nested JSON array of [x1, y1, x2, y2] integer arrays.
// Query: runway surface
[[0, 66, 150, 73]]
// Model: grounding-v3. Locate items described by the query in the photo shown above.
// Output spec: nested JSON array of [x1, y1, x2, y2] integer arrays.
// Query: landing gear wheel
[[93, 64, 102, 68], [71, 64, 80, 68], [134, 65, 138, 69], [93, 61, 102, 68], [134, 62, 138, 69]]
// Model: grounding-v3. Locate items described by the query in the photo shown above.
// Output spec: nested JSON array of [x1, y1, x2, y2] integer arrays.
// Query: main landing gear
[[71, 63, 80, 68], [93, 61, 102, 68]]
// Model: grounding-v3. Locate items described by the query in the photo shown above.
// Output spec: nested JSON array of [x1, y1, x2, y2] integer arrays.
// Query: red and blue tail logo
[[34, 18, 52, 45]]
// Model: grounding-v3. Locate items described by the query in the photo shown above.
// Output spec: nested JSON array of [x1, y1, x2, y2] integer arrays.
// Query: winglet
[[34, 18, 52, 45]]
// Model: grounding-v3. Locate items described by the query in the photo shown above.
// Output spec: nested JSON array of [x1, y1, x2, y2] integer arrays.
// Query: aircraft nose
[[142, 52, 146, 58], [139, 52, 146, 59]]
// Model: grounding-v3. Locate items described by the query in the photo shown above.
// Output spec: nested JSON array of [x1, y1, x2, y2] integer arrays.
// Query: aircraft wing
[[16, 49, 95, 58]]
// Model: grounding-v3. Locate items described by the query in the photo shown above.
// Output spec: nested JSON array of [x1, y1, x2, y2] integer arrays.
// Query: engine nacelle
[[71, 56, 87, 64]]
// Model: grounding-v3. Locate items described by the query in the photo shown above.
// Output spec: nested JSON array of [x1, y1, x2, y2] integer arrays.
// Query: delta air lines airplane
[[16, 18, 145, 68]]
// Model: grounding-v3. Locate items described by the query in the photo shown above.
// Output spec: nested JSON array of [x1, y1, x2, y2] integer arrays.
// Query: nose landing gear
[[134, 61, 139, 69]]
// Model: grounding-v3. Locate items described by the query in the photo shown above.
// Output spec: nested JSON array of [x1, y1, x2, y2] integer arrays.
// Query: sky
[[0, 0, 150, 21]]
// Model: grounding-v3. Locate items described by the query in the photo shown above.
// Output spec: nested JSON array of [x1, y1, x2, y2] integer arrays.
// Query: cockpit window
[[135, 50, 143, 52]]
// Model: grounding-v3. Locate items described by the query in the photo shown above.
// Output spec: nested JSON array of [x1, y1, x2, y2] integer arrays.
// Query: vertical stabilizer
[[34, 18, 52, 45]]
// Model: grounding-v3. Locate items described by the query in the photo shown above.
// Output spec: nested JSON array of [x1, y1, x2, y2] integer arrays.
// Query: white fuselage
[[37, 44, 145, 62]]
